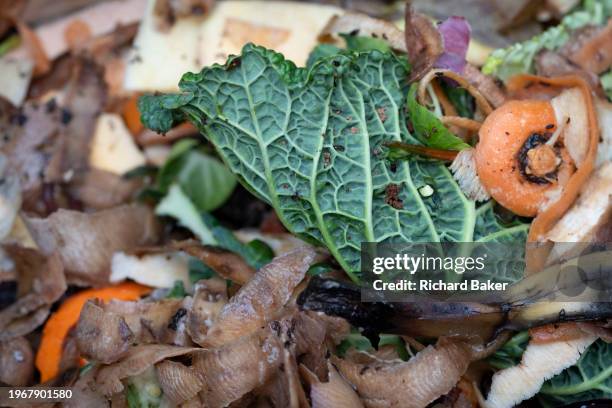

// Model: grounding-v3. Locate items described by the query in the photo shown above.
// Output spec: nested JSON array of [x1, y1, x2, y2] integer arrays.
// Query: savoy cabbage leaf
[[139, 44, 504, 281], [538, 340, 612, 406]]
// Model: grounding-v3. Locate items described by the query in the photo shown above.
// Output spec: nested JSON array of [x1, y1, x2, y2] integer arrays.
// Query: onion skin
[[332, 337, 472, 408], [203, 246, 317, 348], [156, 360, 203, 404], [300, 362, 364, 408]]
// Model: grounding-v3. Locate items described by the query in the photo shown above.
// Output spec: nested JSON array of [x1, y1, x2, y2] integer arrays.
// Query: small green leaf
[[156, 184, 216, 244], [245, 239, 275, 266], [379, 334, 410, 361], [340, 33, 392, 53], [0, 34, 20, 58], [188, 258, 217, 283], [176, 152, 236, 211], [126, 384, 141, 408], [165, 280, 186, 298], [336, 332, 373, 357], [487, 331, 529, 370], [158, 139, 236, 212], [601, 70, 612, 100], [138, 93, 191, 134], [164, 139, 200, 167], [201, 213, 270, 269], [406, 84, 470, 151], [336, 331, 409, 361], [307, 262, 334, 276], [123, 165, 159, 180], [306, 44, 342, 68]]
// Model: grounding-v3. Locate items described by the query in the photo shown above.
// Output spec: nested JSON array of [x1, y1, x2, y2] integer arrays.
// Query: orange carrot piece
[[122, 94, 144, 135], [507, 75, 599, 243], [35, 282, 151, 382]]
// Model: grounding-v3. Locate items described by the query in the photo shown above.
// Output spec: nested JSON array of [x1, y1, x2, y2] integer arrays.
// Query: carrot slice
[[35, 282, 151, 382], [507, 75, 599, 243]]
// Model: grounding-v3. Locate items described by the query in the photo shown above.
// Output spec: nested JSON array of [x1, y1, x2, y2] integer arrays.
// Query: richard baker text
[[372, 279, 508, 291]]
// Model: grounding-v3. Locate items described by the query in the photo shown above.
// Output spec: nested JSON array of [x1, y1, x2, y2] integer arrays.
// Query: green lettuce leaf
[[482, 0, 612, 81], [539, 340, 612, 406], [157, 139, 237, 212], [139, 44, 482, 281], [156, 184, 216, 244]]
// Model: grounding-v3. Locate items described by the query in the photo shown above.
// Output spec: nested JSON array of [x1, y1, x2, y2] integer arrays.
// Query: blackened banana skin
[[298, 250, 612, 341]]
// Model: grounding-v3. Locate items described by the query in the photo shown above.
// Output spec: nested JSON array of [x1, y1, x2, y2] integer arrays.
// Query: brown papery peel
[[507, 75, 599, 272]]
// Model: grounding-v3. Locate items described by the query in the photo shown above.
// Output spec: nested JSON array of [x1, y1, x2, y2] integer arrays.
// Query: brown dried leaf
[[24, 204, 160, 286], [404, 3, 443, 82], [0, 246, 65, 341]]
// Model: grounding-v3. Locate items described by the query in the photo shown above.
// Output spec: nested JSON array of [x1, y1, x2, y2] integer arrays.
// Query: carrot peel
[[35, 282, 151, 382]]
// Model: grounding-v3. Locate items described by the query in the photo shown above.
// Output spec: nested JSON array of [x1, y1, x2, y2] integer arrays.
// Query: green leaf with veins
[[474, 201, 529, 241], [307, 35, 390, 68], [307, 44, 342, 68], [538, 340, 612, 406], [139, 44, 477, 281], [406, 84, 471, 151], [471, 202, 529, 283]]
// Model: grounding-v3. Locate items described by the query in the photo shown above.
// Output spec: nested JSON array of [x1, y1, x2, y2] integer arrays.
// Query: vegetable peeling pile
[[0, 0, 610, 407]]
